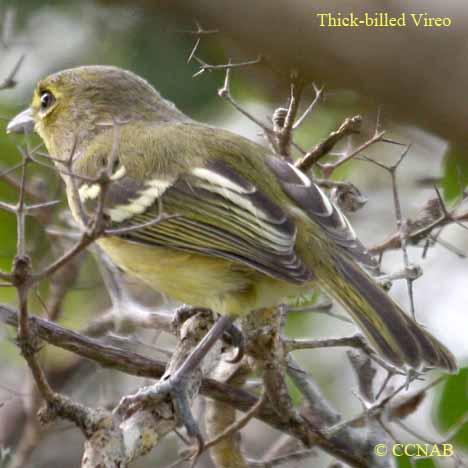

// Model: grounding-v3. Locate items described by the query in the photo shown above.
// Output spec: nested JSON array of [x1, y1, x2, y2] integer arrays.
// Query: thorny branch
[[192, 56, 262, 79], [370, 189, 468, 254], [295, 115, 362, 172]]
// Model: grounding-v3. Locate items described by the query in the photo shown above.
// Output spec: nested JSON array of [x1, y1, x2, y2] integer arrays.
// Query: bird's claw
[[222, 321, 245, 363], [170, 380, 204, 454], [173, 307, 244, 364], [116, 380, 169, 417], [172, 305, 212, 332], [115, 377, 205, 453]]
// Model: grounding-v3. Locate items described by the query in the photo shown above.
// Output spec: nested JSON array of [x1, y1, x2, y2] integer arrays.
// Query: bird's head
[[7, 65, 186, 159]]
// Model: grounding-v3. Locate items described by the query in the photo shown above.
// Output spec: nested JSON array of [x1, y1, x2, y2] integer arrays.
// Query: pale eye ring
[[40, 91, 55, 110]]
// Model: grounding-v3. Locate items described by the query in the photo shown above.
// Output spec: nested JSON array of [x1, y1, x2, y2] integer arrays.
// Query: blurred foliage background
[[0, 1, 466, 467]]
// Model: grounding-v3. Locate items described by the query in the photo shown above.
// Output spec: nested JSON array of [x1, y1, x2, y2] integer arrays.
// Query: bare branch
[[293, 83, 324, 130], [201, 358, 253, 468], [285, 333, 372, 353], [32, 230, 98, 283], [295, 115, 362, 172], [218, 66, 277, 149], [193, 55, 262, 78], [274, 76, 305, 159], [324, 374, 418, 438], [104, 212, 180, 236], [319, 128, 386, 178], [0, 303, 389, 467], [0, 53, 25, 90], [175, 20, 219, 36], [371, 195, 468, 254]]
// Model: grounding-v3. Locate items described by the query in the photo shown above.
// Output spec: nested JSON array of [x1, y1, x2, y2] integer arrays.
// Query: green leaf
[[395, 452, 446, 468], [396, 453, 437, 467], [442, 145, 468, 202], [411, 458, 436, 468], [435, 367, 468, 449], [396, 453, 412, 468]]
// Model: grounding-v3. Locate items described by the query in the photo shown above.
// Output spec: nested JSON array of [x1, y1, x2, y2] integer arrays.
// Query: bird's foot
[[173, 306, 244, 363], [172, 305, 212, 331], [115, 375, 204, 454]]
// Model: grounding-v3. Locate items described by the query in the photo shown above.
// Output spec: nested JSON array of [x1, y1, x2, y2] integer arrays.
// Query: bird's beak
[[6, 108, 35, 134]]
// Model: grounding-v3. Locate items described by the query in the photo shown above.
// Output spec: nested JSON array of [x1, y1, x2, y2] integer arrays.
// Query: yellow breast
[[97, 237, 309, 316]]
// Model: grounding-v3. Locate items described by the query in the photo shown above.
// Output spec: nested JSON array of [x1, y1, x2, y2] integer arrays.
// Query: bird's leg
[[174, 305, 245, 363], [171, 314, 233, 380], [115, 314, 234, 452]]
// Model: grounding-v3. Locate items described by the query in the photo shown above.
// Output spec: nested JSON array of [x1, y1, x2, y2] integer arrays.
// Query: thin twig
[[295, 115, 362, 172], [324, 374, 418, 437], [104, 213, 180, 236], [364, 145, 419, 318], [0, 53, 25, 90], [275, 76, 305, 159], [293, 83, 324, 130], [285, 334, 371, 353], [187, 390, 267, 467], [193, 55, 262, 78], [174, 20, 219, 36], [218, 66, 277, 149], [205, 389, 266, 451]]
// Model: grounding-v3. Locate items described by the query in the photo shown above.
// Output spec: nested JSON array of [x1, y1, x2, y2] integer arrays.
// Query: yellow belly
[[98, 237, 310, 316]]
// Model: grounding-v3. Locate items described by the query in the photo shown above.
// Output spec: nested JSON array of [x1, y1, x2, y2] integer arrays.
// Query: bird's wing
[[264, 156, 378, 271], [79, 158, 313, 284]]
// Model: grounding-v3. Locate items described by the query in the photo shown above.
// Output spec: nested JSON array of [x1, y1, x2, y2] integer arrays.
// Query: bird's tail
[[319, 252, 457, 372]]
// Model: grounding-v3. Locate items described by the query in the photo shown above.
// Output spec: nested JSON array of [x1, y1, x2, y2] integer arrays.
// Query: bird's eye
[[40, 91, 55, 111]]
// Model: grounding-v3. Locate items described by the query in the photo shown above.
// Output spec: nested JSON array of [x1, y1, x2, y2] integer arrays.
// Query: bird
[[7, 66, 456, 434]]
